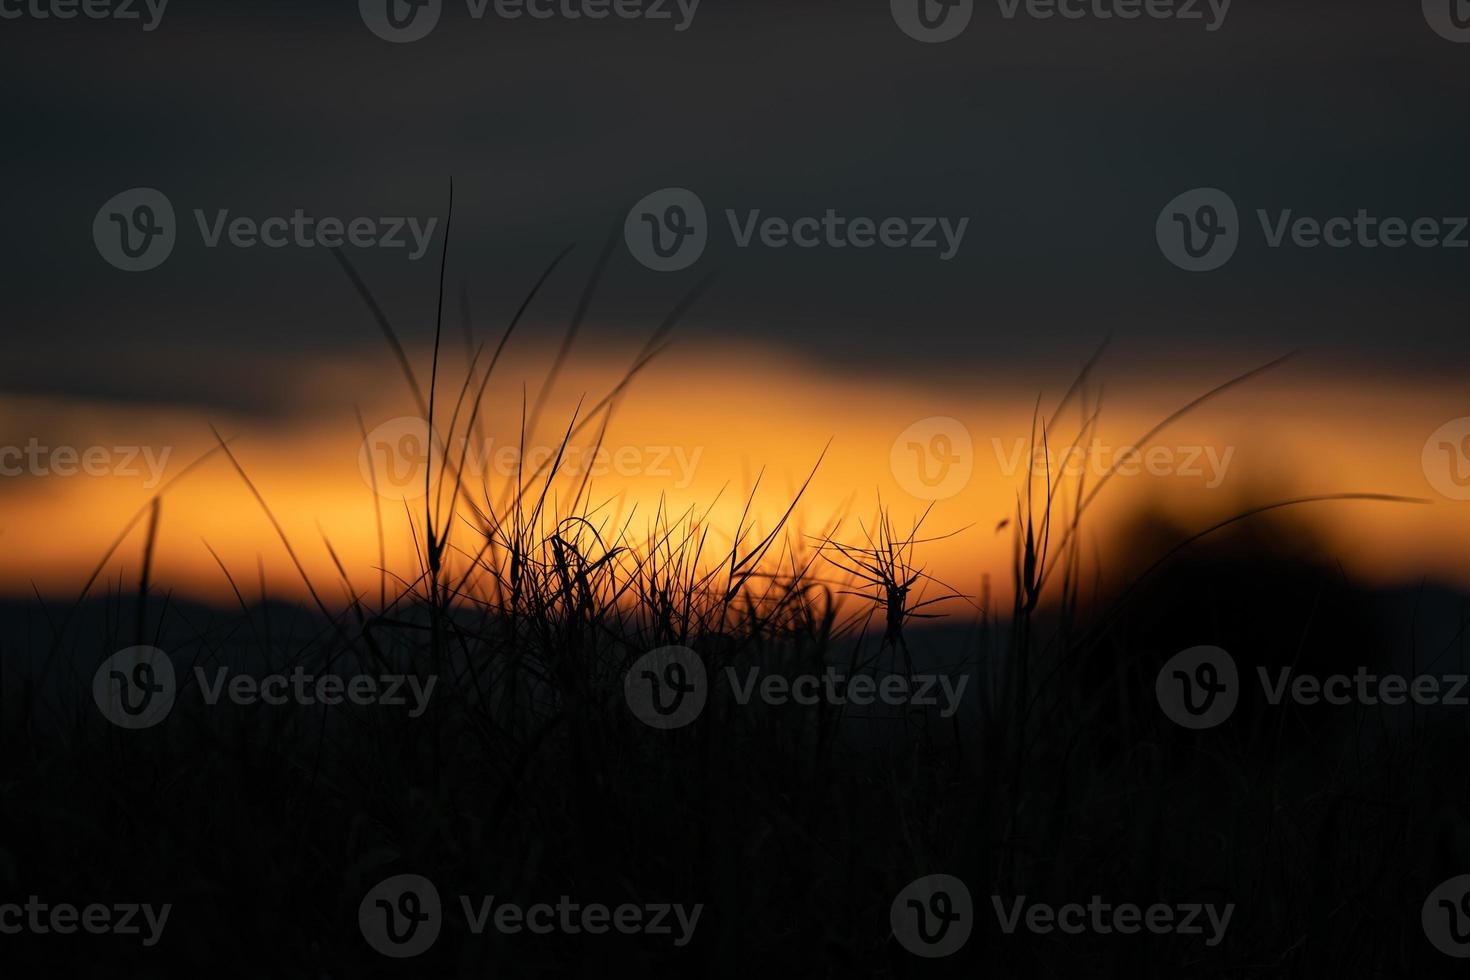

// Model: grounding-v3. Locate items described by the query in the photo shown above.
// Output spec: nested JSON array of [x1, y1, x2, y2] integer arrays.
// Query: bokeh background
[[3, 0, 1468, 607]]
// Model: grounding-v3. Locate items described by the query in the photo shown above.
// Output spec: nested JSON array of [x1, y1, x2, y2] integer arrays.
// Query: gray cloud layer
[[3, 0, 1468, 414]]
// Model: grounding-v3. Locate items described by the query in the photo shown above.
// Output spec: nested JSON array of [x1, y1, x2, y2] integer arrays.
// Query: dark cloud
[[3, 0, 1468, 415]]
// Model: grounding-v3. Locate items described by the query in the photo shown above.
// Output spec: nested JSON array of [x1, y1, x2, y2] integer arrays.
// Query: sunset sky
[[1, 342, 1465, 611], [2, 0, 1468, 609]]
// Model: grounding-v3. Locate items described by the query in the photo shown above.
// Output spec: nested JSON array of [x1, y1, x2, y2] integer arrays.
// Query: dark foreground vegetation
[[2, 240, 1466, 977]]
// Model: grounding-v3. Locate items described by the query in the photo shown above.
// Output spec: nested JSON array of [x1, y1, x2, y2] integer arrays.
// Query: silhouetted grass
[[1, 210, 1463, 978]]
